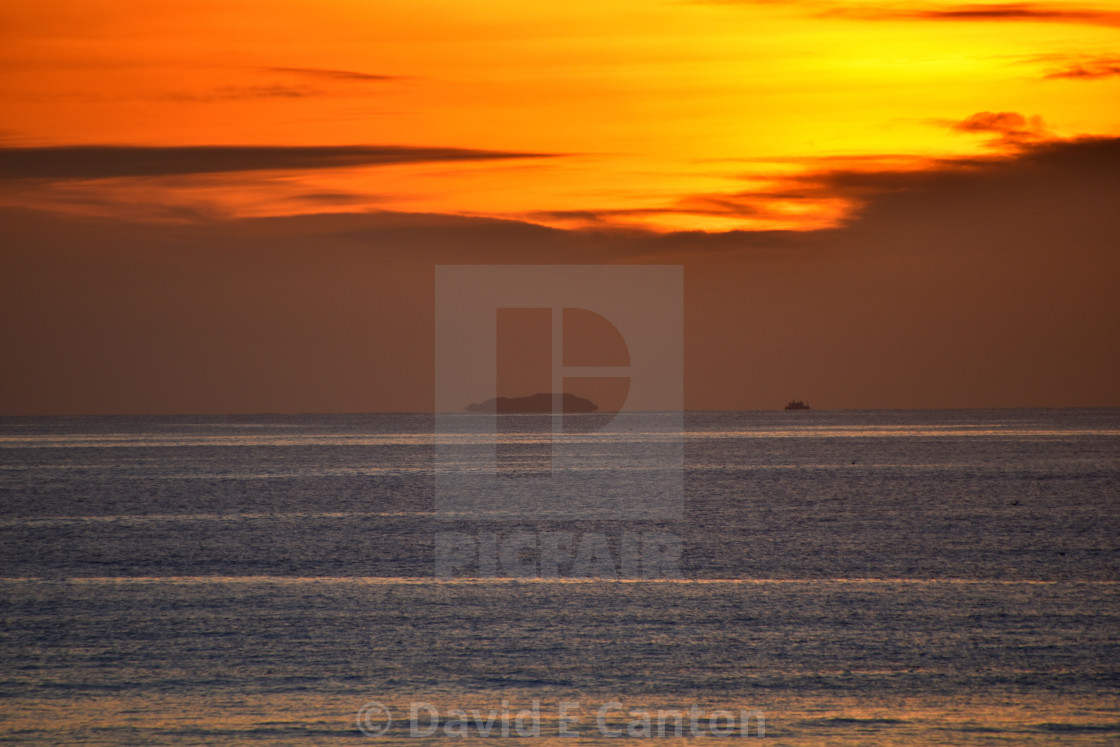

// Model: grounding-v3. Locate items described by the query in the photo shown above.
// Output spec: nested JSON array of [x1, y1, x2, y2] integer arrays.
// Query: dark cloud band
[[0, 145, 559, 180]]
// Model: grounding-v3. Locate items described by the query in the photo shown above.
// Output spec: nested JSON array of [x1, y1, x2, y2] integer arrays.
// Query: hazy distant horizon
[[5, 405, 1120, 418]]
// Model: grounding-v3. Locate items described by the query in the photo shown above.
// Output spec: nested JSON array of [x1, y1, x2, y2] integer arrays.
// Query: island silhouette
[[466, 393, 598, 413]]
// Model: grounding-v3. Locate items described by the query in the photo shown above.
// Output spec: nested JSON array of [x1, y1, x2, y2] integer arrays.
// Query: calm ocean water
[[2, 409, 1118, 744]]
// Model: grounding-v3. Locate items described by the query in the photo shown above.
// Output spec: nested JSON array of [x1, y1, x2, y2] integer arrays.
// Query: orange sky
[[4, 0, 1119, 230], [1, 0, 1119, 413]]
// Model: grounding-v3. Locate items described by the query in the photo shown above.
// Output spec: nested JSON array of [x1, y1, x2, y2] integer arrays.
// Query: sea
[[1, 409, 1118, 745]]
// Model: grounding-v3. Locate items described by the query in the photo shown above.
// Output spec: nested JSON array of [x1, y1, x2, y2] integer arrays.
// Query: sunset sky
[[2, 0, 1118, 413]]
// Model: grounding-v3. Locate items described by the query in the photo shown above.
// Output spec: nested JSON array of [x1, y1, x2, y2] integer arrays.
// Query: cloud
[[697, 1, 1120, 28], [289, 192, 380, 204], [530, 152, 992, 231], [263, 67, 404, 82], [647, 126, 1099, 232], [1042, 57, 1120, 79], [151, 67, 409, 102], [0, 144, 560, 181], [862, 2, 1120, 26], [522, 198, 832, 233], [157, 85, 323, 102], [948, 111, 1053, 147]]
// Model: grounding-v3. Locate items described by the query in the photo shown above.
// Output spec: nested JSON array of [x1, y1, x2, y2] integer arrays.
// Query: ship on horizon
[[784, 400, 810, 410]]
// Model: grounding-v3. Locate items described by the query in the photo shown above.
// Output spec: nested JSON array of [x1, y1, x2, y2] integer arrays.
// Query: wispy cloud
[[1042, 56, 1120, 79], [845, 2, 1120, 26], [0, 145, 561, 181], [263, 67, 404, 82], [149, 67, 407, 103], [288, 192, 382, 204], [157, 85, 323, 102], [948, 111, 1053, 146], [695, 1, 1120, 28]]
